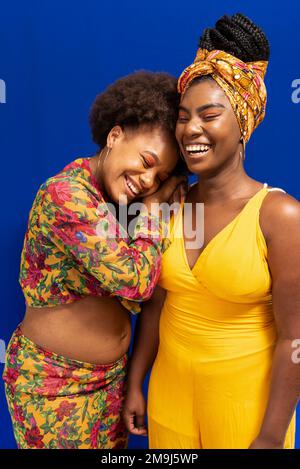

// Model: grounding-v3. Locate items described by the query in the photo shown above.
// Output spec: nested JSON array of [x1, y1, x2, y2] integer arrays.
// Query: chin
[[108, 191, 125, 205], [188, 162, 217, 178], [186, 160, 210, 172]]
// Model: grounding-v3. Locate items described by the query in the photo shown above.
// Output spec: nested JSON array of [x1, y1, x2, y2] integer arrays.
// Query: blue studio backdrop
[[1, 0, 299, 449]]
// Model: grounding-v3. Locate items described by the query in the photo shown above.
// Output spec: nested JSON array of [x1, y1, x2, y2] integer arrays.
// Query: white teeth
[[126, 177, 139, 195], [185, 144, 211, 153]]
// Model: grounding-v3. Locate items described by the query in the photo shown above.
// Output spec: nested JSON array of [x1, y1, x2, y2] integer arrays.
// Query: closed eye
[[141, 156, 151, 168], [177, 116, 189, 123], [203, 114, 220, 120]]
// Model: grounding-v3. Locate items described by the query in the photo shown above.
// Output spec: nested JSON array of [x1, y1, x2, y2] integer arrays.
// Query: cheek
[[105, 157, 127, 178], [102, 161, 123, 196], [212, 117, 240, 144], [175, 125, 183, 144]]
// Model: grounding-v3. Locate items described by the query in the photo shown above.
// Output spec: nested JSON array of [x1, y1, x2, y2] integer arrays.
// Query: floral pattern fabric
[[19, 157, 169, 314], [3, 326, 128, 449]]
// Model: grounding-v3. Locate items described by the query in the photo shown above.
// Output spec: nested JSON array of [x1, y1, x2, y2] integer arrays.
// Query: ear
[[107, 125, 124, 148]]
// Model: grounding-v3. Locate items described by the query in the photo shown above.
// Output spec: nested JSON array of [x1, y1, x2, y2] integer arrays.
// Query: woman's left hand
[[167, 180, 188, 213], [122, 386, 148, 436]]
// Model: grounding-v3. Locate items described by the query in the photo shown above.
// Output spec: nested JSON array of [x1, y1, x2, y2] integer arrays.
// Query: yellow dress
[[148, 184, 296, 449]]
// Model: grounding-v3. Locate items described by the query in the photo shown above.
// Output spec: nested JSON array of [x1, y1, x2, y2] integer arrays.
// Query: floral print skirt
[[2, 325, 128, 449]]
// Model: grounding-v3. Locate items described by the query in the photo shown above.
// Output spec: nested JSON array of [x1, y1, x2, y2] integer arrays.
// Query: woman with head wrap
[[123, 14, 300, 449]]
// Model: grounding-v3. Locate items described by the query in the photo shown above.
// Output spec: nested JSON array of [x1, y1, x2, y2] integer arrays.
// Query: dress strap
[[263, 183, 286, 193], [267, 188, 286, 193]]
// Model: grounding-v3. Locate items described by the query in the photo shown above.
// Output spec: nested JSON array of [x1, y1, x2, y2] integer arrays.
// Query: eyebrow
[[179, 103, 226, 113]]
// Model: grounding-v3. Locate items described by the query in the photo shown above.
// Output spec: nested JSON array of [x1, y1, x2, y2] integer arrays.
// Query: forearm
[[258, 337, 300, 444], [127, 288, 165, 390]]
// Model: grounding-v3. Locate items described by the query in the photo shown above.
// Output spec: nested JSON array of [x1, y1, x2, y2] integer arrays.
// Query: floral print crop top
[[19, 157, 169, 314]]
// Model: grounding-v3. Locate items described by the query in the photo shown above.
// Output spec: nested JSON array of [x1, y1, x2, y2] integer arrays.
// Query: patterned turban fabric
[[177, 49, 268, 143]]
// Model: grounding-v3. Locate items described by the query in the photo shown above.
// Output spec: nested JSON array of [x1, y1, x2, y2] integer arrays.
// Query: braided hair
[[199, 13, 270, 62]]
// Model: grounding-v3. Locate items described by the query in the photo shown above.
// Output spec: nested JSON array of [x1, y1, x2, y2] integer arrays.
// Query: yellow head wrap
[[177, 48, 268, 143]]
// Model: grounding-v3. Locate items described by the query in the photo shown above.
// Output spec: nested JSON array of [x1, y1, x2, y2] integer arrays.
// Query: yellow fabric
[[148, 185, 296, 449], [177, 49, 268, 143]]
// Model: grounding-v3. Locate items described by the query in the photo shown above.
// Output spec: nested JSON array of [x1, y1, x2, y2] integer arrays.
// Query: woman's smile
[[124, 174, 142, 198], [183, 143, 213, 160]]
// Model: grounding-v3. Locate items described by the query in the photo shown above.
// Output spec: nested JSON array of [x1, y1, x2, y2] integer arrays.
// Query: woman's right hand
[[142, 174, 188, 210], [123, 386, 148, 436]]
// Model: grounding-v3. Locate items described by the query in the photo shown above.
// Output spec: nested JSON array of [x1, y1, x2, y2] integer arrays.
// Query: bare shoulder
[[260, 189, 300, 242]]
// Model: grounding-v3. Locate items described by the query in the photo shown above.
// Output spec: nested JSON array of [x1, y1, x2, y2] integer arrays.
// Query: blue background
[[0, 0, 299, 449]]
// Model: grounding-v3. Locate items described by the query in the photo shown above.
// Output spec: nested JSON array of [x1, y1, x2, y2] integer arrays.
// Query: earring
[[97, 146, 111, 172], [103, 146, 111, 163], [95, 147, 111, 185], [239, 137, 246, 160]]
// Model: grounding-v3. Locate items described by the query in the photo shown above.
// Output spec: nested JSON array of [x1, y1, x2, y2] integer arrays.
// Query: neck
[[193, 153, 254, 203], [89, 152, 106, 191], [96, 152, 105, 189], [89, 152, 123, 220]]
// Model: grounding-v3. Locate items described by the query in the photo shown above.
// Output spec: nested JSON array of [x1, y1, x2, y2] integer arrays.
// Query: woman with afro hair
[[124, 14, 300, 449], [3, 71, 186, 449]]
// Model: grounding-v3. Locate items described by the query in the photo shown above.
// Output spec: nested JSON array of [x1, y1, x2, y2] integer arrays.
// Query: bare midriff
[[20, 296, 131, 365]]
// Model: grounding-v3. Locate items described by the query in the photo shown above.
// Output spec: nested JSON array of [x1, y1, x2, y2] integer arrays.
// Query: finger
[[129, 414, 147, 436], [180, 183, 188, 199], [172, 187, 181, 204], [174, 174, 188, 185], [133, 425, 148, 436], [167, 174, 187, 189], [123, 412, 137, 433], [162, 176, 187, 200], [123, 412, 148, 436], [130, 426, 148, 436], [135, 413, 146, 429]]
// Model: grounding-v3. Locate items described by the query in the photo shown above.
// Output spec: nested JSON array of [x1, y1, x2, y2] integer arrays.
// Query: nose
[[184, 117, 204, 138], [140, 172, 155, 189]]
